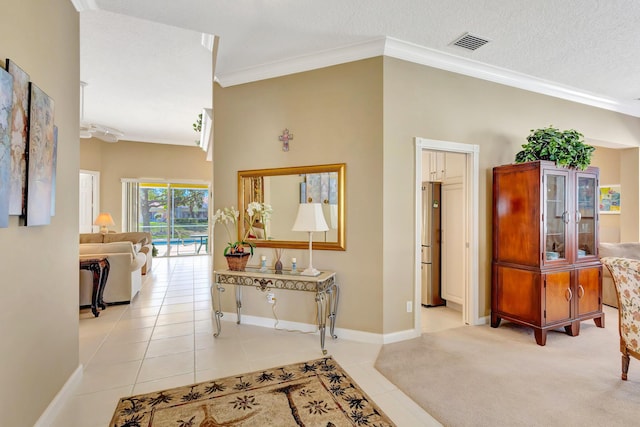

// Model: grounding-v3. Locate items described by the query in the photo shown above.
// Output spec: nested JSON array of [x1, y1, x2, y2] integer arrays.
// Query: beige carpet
[[111, 356, 395, 426], [375, 306, 640, 427]]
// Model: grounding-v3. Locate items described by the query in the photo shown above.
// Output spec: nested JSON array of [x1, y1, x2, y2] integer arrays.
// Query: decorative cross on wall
[[279, 129, 293, 152]]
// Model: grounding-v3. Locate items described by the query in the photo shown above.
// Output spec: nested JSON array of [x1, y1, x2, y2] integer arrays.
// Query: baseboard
[[219, 312, 417, 345], [383, 328, 421, 344], [34, 364, 83, 427], [477, 315, 490, 325]]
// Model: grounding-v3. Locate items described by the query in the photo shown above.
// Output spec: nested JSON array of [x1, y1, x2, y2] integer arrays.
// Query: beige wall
[[214, 56, 640, 335], [620, 148, 640, 242], [0, 1, 79, 425], [3, 2, 636, 422], [591, 147, 621, 242], [382, 57, 640, 330], [80, 139, 212, 230], [214, 58, 384, 333]]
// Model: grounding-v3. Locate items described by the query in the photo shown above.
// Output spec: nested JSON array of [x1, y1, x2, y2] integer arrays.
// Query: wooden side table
[[80, 257, 110, 317]]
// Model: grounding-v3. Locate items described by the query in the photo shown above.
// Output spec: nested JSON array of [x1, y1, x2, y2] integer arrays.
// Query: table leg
[[212, 283, 225, 338], [316, 290, 328, 355], [328, 283, 339, 339], [97, 258, 110, 310], [236, 286, 243, 324], [88, 263, 101, 317]]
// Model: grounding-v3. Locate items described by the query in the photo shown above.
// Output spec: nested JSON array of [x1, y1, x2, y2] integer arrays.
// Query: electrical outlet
[[267, 292, 275, 304], [406, 301, 412, 313]]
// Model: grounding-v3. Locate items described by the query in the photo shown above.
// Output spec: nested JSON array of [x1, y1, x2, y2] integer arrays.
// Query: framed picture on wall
[[599, 184, 621, 214], [6, 59, 30, 216], [25, 82, 55, 226], [0, 66, 13, 228]]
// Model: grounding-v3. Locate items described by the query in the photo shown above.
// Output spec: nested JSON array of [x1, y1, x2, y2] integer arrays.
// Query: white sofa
[[80, 232, 153, 275], [79, 241, 146, 305], [598, 242, 640, 308]]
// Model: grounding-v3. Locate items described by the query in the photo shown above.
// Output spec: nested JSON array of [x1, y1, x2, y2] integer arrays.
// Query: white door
[[441, 181, 465, 304], [79, 170, 99, 233]]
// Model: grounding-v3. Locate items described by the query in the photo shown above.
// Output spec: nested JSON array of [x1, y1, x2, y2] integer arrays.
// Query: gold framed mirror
[[237, 163, 345, 250]]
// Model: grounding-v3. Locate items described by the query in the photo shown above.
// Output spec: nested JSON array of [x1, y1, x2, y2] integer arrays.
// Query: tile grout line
[[129, 257, 175, 389]]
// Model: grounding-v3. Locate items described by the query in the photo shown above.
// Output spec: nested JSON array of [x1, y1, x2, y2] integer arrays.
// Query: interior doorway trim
[[79, 170, 100, 233], [414, 138, 480, 331]]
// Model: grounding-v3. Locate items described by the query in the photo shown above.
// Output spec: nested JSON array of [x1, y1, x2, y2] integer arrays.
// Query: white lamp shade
[[292, 203, 328, 232]]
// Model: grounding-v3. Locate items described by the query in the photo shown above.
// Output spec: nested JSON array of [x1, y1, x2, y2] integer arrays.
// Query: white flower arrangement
[[246, 202, 273, 239], [213, 202, 273, 255], [212, 206, 254, 256]]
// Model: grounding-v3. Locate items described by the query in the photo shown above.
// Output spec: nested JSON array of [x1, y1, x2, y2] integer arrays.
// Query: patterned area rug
[[110, 357, 395, 426]]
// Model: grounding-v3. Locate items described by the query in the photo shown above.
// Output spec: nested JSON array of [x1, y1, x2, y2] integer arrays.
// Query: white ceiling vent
[[451, 33, 490, 51]]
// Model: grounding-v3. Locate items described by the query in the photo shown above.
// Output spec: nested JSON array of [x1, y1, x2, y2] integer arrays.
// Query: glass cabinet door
[[576, 173, 597, 259], [544, 171, 569, 262]]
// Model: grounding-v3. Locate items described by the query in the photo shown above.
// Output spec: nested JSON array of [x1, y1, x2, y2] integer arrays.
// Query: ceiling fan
[[80, 81, 124, 143]]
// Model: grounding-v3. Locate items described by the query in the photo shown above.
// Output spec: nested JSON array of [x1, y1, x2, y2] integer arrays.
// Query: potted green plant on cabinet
[[515, 126, 595, 170]]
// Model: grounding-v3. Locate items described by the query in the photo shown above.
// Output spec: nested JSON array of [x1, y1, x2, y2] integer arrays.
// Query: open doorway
[[414, 138, 480, 334], [420, 150, 466, 332], [123, 181, 211, 257]]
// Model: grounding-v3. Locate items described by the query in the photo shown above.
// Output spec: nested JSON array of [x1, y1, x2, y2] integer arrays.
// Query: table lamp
[[94, 212, 115, 234], [292, 203, 328, 276]]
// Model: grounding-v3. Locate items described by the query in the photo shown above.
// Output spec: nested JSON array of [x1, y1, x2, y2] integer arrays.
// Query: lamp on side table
[[94, 212, 115, 234], [292, 203, 328, 276]]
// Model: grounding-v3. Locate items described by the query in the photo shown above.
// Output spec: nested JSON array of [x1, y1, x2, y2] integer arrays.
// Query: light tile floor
[[52, 256, 441, 427], [421, 304, 465, 333]]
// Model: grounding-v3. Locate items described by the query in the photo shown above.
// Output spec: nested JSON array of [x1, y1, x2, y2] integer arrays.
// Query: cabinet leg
[[534, 329, 547, 346], [491, 313, 501, 328], [594, 315, 605, 328], [565, 321, 580, 337]]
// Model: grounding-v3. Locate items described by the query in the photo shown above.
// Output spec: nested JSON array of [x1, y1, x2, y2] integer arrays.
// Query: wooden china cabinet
[[491, 160, 604, 346]]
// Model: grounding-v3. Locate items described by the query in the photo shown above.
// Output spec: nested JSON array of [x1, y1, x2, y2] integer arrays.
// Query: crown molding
[[383, 37, 640, 118], [69, 0, 98, 12], [215, 37, 386, 87], [217, 36, 640, 118]]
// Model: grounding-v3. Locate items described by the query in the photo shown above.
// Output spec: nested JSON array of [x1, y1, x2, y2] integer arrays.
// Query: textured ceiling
[[75, 0, 640, 146]]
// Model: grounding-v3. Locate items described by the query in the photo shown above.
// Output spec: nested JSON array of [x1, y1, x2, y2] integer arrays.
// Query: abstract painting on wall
[[25, 82, 55, 226], [0, 67, 14, 228], [50, 125, 58, 216], [599, 185, 621, 214], [6, 59, 30, 216]]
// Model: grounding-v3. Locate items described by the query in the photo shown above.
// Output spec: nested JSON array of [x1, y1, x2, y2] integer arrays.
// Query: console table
[[212, 268, 338, 354], [79, 256, 110, 317]]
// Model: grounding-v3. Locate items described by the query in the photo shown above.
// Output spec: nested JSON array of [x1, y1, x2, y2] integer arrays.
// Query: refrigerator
[[421, 182, 446, 307]]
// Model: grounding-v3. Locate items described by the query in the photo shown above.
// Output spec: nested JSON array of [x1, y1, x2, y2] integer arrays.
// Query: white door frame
[[414, 138, 480, 330], [79, 170, 100, 233]]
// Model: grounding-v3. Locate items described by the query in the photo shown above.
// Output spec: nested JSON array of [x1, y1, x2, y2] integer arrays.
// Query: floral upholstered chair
[[600, 257, 640, 380]]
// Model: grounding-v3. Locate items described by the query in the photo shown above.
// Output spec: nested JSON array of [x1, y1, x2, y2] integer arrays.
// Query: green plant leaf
[[514, 126, 593, 170]]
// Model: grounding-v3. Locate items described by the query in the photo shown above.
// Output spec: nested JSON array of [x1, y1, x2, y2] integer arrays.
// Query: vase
[[225, 252, 250, 271], [274, 259, 283, 274]]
